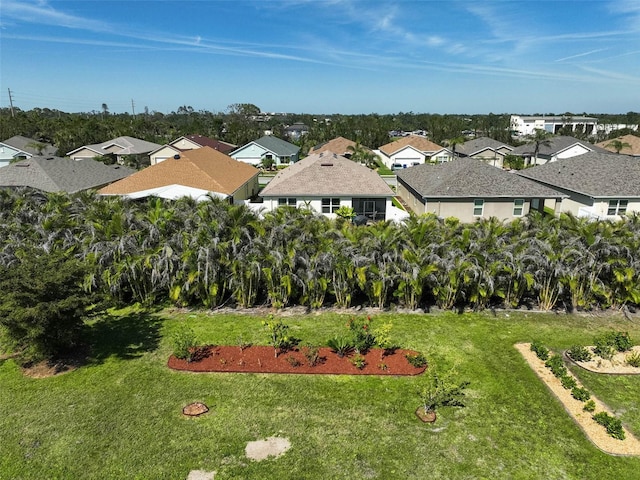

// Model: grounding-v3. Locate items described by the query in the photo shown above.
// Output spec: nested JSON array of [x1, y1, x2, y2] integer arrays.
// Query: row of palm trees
[[1, 188, 640, 312]]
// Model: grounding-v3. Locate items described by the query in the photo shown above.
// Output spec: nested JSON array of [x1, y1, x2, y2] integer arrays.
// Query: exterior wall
[[230, 176, 260, 203], [592, 199, 640, 219], [69, 147, 100, 160], [150, 146, 180, 165], [424, 198, 532, 223], [170, 138, 201, 150], [0, 144, 25, 164], [510, 115, 598, 136], [231, 144, 267, 166], [390, 147, 425, 170], [397, 181, 427, 214], [471, 150, 505, 169], [261, 195, 392, 220], [555, 144, 590, 161]]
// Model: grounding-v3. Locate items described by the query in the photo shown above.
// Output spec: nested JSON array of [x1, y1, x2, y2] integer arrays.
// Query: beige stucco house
[[396, 158, 564, 223], [149, 135, 236, 165], [377, 135, 451, 170]]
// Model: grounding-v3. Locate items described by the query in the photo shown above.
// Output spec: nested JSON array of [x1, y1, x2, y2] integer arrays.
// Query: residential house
[[595, 134, 640, 157], [516, 152, 640, 220], [510, 115, 598, 136], [396, 158, 565, 223], [377, 135, 451, 170], [309, 136, 372, 158], [511, 136, 607, 166], [259, 152, 394, 221], [0, 135, 57, 168], [456, 137, 514, 169], [230, 135, 300, 166], [99, 147, 259, 203], [149, 135, 236, 165], [284, 122, 309, 141], [67, 136, 161, 164], [0, 156, 134, 193]]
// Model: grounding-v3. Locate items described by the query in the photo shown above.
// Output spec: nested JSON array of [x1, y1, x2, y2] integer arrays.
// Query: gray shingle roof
[[516, 152, 640, 197], [396, 158, 564, 198], [260, 152, 393, 197], [252, 135, 300, 156], [2, 135, 57, 156], [511, 136, 608, 156], [0, 156, 135, 193], [457, 137, 513, 156]]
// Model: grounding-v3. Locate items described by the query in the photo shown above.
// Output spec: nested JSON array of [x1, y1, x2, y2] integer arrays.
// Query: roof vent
[[320, 162, 333, 167], [46, 157, 54, 160], [173, 154, 181, 160]]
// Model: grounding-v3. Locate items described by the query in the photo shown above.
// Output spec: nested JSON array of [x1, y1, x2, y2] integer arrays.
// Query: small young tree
[[0, 249, 99, 363], [417, 365, 469, 417]]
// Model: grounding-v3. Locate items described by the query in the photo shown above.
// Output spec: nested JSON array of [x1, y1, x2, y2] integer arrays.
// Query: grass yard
[[1, 309, 640, 479]]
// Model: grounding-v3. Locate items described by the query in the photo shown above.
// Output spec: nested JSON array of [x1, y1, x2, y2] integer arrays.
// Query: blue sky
[[2, 0, 640, 114]]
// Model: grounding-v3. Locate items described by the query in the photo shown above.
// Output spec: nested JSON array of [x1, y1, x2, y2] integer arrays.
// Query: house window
[[473, 199, 484, 217], [607, 199, 628, 216], [513, 199, 525, 217], [278, 198, 297, 207], [322, 198, 340, 213]]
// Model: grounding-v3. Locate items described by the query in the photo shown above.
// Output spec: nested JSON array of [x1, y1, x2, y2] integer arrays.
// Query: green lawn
[[1, 309, 640, 479]]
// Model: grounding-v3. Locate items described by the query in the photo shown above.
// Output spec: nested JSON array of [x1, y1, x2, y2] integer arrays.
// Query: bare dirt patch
[[516, 343, 640, 456], [567, 346, 640, 374], [168, 345, 426, 376], [245, 437, 291, 461]]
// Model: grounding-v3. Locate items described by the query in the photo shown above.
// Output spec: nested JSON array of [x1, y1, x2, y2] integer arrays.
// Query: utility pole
[[131, 99, 136, 118], [7, 88, 15, 118]]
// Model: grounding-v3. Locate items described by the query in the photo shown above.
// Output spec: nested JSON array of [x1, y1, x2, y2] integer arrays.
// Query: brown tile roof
[[595, 134, 640, 156], [260, 152, 393, 197], [310, 136, 371, 155], [379, 135, 444, 156], [184, 135, 237, 154], [99, 147, 258, 196]]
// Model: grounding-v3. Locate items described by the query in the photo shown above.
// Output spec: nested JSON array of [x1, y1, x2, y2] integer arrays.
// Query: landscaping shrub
[[560, 375, 577, 390], [327, 337, 354, 358], [612, 331, 633, 352], [417, 366, 469, 415], [286, 355, 301, 367], [171, 325, 198, 362], [593, 331, 633, 359], [530, 340, 549, 361], [405, 352, 428, 368], [583, 400, 596, 412], [350, 353, 366, 370], [347, 316, 376, 354], [301, 345, 321, 367], [262, 316, 292, 357], [571, 387, 591, 402], [567, 345, 592, 362], [626, 351, 640, 368], [544, 355, 567, 378], [592, 412, 626, 440]]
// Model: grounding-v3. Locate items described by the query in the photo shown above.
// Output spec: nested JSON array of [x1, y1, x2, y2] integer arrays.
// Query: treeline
[[1, 188, 639, 313]]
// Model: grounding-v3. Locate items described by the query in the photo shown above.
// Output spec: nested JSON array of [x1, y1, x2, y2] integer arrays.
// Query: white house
[[510, 115, 598, 137], [377, 135, 451, 169]]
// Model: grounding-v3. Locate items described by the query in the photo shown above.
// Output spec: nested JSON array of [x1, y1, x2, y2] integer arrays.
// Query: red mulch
[[168, 345, 426, 376]]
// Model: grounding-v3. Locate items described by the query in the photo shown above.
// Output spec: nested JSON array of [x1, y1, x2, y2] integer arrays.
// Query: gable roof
[[310, 136, 370, 156], [67, 136, 161, 156], [516, 152, 640, 198], [260, 152, 393, 197], [0, 156, 134, 193], [457, 137, 513, 156], [99, 146, 258, 196], [181, 135, 237, 154], [595, 134, 640, 156], [379, 135, 444, 156], [396, 158, 564, 198], [250, 135, 300, 156], [511, 136, 607, 157], [2, 135, 57, 157]]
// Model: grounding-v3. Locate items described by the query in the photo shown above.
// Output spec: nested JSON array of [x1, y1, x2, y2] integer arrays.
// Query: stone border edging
[[515, 343, 640, 456]]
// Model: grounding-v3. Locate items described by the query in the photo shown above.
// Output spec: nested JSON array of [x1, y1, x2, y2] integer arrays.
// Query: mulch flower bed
[[168, 345, 426, 375]]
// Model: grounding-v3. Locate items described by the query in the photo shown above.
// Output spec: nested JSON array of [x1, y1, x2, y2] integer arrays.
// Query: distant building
[[0, 135, 57, 168], [510, 115, 598, 137]]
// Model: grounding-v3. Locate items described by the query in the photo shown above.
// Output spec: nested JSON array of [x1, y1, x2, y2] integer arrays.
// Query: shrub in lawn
[[583, 400, 596, 412], [593, 331, 632, 359], [172, 325, 198, 362], [373, 322, 395, 357], [530, 340, 549, 361], [301, 345, 320, 367], [347, 316, 376, 354], [545, 355, 567, 378], [612, 331, 633, 352], [417, 366, 469, 417], [625, 351, 640, 368], [405, 352, 428, 368], [572, 387, 591, 402], [560, 375, 577, 390], [286, 355, 301, 367], [262, 316, 292, 357], [592, 412, 625, 440], [350, 353, 366, 369], [567, 345, 592, 362], [327, 336, 354, 358]]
